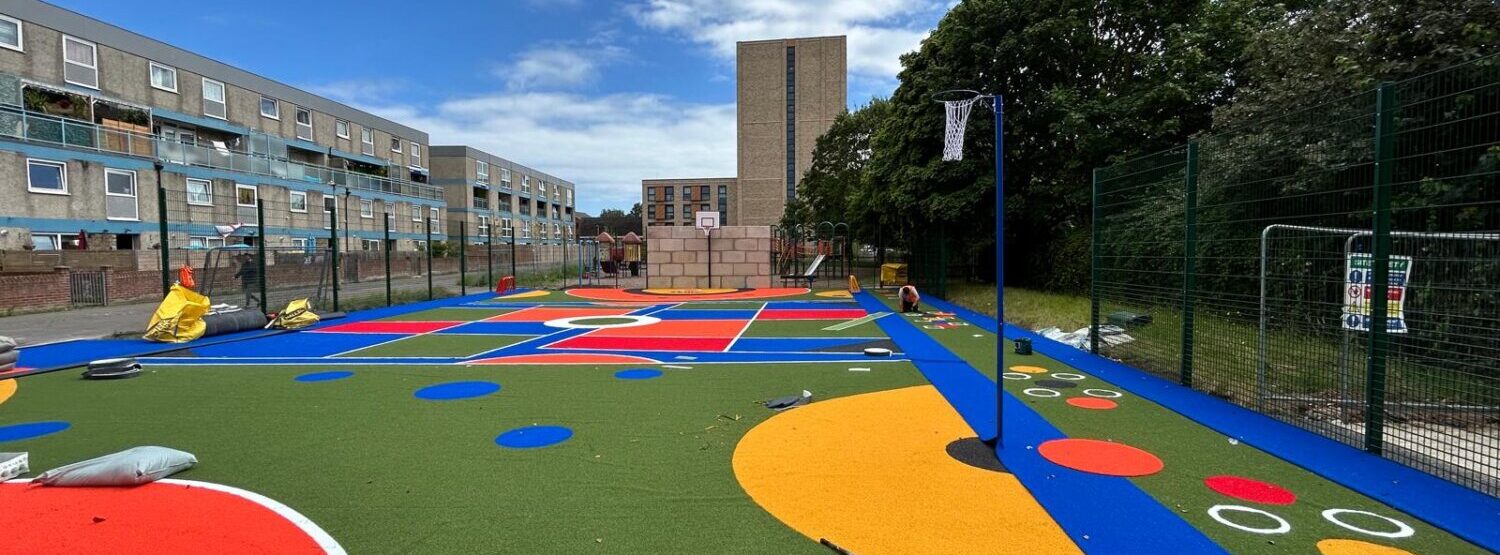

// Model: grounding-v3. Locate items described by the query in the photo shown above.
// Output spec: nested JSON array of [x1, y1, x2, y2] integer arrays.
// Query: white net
[[942, 97, 980, 161]]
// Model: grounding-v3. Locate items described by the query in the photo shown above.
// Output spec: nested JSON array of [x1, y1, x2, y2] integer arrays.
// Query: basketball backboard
[[695, 211, 720, 234]]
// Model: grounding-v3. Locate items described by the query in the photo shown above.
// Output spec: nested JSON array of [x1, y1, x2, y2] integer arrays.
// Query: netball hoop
[[933, 89, 994, 161]]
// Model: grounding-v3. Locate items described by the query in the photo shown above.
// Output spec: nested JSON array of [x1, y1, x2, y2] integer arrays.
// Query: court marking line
[[326, 320, 474, 357], [823, 311, 892, 331], [528, 303, 682, 353], [724, 301, 770, 352]]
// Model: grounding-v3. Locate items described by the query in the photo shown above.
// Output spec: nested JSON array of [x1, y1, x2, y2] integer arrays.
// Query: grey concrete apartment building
[[429, 146, 575, 245], [0, 0, 448, 254], [642, 36, 845, 229], [642, 177, 736, 227]]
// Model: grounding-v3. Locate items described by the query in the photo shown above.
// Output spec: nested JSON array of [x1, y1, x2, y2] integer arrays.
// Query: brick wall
[[0, 270, 71, 312], [646, 226, 772, 289]]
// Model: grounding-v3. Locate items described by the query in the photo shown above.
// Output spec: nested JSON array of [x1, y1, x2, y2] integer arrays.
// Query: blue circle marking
[[0, 421, 71, 443], [295, 371, 354, 382], [415, 380, 501, 401], [495, 425, 573, 449], [615, 368, 663, 380]]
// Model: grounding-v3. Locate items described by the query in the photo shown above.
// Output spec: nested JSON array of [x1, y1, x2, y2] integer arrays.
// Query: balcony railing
[[0, 104, 444, 201], [473, 197, 490, 210]]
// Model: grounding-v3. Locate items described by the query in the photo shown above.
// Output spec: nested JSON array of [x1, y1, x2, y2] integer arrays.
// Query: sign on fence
[[1342, 253, 1411, 333]]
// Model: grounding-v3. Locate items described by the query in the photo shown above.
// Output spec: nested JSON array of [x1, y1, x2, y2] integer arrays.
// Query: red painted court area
[[313, 321, 462, 334], [565, 288, 809, 302], [486, 306, 637, 322], [547, 318, 749, 353], [757, 309, 867, 320], [0, 481, 330, 554], [468, 353, 661, 365]]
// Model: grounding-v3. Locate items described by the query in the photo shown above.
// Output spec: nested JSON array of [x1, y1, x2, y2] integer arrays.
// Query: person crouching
[[899, 284, 921, 313]]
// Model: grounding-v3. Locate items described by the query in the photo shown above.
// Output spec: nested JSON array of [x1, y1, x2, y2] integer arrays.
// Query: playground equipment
[[622, 232, 643, 277], [772, 222, 850, 288]]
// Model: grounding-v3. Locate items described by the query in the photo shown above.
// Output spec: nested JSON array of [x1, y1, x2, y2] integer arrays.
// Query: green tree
[[786, 99, 891, 239]]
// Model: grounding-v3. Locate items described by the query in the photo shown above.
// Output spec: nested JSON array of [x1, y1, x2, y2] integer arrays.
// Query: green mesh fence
[[1091, 55, 1500, 497]]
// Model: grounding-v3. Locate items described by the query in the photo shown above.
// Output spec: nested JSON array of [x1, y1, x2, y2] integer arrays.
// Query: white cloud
[[629, 0, 941, 80], [343, 93, 735, 214], [498, 43, 627, 91]]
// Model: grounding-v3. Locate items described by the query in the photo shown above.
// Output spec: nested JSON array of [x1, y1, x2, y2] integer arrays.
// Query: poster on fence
[[1342, 253, 1411, 333]]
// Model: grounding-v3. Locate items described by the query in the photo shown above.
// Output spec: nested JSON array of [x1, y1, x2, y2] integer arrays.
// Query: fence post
[[510, 229, 517, 283], [156, 163, 170, 296], [256, 200, 268, 315], [1089, 168, 1102, 355], [1365, 82, 1397, 455], [487, 225, 494, 290], [425, 216, 433, 301], [329, 205, 340, 312], [383, 213, 392, 307], [1180, 143, 1199, 387], [459, 220, 468, 296]]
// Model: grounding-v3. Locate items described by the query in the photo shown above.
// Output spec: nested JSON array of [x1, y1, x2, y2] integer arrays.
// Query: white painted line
[[822, 311, 891, 331]]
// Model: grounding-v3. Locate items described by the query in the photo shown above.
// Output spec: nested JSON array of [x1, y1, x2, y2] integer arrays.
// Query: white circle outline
[[1321, 509, 1415, 539], [1022, 388, 1061, 398], [1050, 373, 1086, 381], [1001, 372, 1032, 380], [1083, 388, 1123, 398], [543, 315, 661, 329], [1207, 504, 1291, 535]]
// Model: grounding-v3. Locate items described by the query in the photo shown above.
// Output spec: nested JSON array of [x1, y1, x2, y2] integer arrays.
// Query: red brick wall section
[[0, 271, 71, 312], [105, 270, 164, 304]]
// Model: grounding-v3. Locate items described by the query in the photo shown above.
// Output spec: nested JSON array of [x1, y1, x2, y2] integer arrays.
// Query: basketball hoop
[[695, 211, 721, 236], [933, 89, 991, 162]]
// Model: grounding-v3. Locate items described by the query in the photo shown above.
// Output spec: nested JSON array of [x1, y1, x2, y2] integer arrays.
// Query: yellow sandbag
[[143, 284, 211, 343], [269, 299, 319, 330]]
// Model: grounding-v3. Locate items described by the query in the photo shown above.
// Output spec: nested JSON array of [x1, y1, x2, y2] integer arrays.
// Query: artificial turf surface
[[875, 295, 1485, 554], [379, 308, 514, 322], [0, 360, 925, 554], [337, 334, 530, 358]]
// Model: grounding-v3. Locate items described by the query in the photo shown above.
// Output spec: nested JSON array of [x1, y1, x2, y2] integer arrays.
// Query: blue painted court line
[[923, 295, 1500, 552], [853, 291, 996, 441], [765, 301, 860, 310], [436, 322, 555, 336], [729, 337, 884, 352], [654, 309, 758, 320]]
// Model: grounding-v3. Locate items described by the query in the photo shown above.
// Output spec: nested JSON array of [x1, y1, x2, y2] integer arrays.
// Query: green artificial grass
[[881, 294, 1485, 554], [1, 361, 927, 554], [338, 334, 529, 358], [380, 308, 514, 322], [741, 319, 883, 338]]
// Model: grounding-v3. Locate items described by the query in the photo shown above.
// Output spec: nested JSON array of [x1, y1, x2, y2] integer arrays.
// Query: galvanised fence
[[1091, 55, 1500, 497]]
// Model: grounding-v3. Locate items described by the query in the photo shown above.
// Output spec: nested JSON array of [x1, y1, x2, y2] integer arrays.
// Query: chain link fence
[[1091, 55, 1500, 496]]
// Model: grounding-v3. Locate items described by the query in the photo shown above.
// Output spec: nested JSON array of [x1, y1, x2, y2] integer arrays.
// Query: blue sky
[[50, 0, 950, 214]]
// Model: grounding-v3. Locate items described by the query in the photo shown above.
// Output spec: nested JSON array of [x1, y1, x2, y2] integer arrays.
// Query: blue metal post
[[994, 94, 1005, 448]]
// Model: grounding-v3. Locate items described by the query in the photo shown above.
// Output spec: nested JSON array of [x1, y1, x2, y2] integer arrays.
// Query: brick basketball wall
[[646, 226, 772, 289]]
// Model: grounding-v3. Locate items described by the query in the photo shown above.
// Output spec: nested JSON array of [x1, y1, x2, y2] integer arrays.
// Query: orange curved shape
[[734, 386, 1079, 554], [0, 378, 14, 406], [1317, 539, 1416, 555], [565, 288, 810, 302], [467, 353, 660, 365], [1038, 438, 1164, 477], [0, 479, 338, 554]]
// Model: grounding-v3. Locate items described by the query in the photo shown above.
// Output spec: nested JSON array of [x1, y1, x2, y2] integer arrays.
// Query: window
[[430, 207, 439, 224], [682, 186, 691, 200], [295, 107, 313, 141], [360, 128, 374, 155], [322, 195, 336, 229], [412, 204, 422, 222], [235, 184, 257, 207], [0, 14, 22, 52], [476, 160, 489, 184], [62, 36, 97, 89], [202, 78, 227, 119], [700, 185, 709, 199], [410, 143, 422, 167], [336, 120, 349, 139], [646, 188, 655, 201], [390, 137, 401, 153], [500, 168, 511, 186], [477, 214, 490, 234], [700, 204, 709, 213], [682, 204, 691, 218], [566, 190, 573, 205], [149, 61, 177, 92], [290, 237, 308, 250], [188, 236, 226, 250], [362, 239, 380, 251], [538, 182, 547, 197], [289, 190, 307, 213], [105, 169, 139, 221], [27, 159, 67, 194], [521, 175, 531, 193], [186, 178, 212, 206], [665, 205, 675, 219], [718, 185, 727, 196], [260, 96, 279, 119], [664, 187, 674, 201], [501, 218, 513, 237], [360, 199, 373, 218]]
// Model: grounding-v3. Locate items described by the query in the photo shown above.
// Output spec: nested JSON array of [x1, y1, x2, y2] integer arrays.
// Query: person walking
[[233, 253, 260, 308]]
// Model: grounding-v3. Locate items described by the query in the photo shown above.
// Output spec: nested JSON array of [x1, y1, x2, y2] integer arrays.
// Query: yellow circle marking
[[1317, 539, 1416, 555], [497, 290, 550, 300], [1010, 365, 1051, 374], [0, 379, 15, 406], [734, 385, 1079, 554], [816, 290, 853, 298], [641, 288, 737, 295]]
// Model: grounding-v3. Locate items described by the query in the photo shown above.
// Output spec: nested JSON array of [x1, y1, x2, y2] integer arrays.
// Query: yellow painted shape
[[498, 290, 551, 300], [816, 290, 853, 298], [1010, 365, 1050, 374], [641, 288, 736, 295], [0, 379, 14, 406], [734, 385, 1079, 555], [1317, 538, 1416, 555]]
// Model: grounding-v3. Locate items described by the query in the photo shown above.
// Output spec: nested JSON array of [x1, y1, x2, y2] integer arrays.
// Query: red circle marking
[[1037, 438, 1164, 477], [0, 481, 330, 553], [1066, 397, 1118, 410], [1203, 475, 1297, 505]]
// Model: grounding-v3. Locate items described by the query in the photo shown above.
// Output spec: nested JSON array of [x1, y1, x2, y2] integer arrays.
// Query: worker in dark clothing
[[899, 284, 921, 313], [233, 253, 260, 308]]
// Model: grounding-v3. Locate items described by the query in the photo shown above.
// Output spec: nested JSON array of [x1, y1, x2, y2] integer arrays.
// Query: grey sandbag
[[765, 390, 812, 410], [0, 348, 17, 366], [36, 446, 197, 487], [0, 335, 15, 352]]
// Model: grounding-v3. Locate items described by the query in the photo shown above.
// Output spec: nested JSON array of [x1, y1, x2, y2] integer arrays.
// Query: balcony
[[0, 103, 444, 201]]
